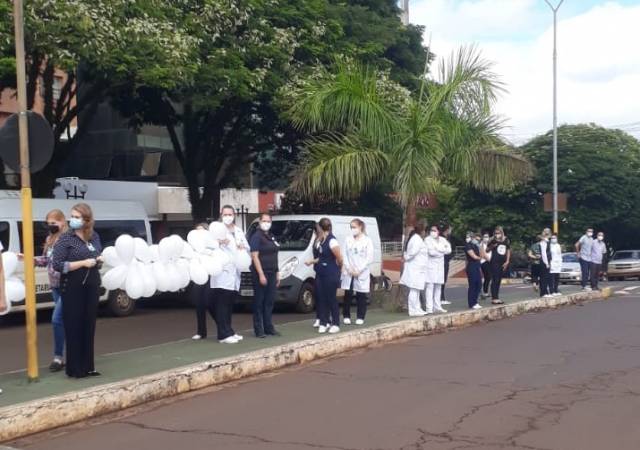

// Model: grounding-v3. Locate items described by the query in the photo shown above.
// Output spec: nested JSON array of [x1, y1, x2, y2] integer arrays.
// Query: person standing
[[590, 232, 607, 291], [424, 225, 452, 314], [20, 210, 68, 371], [210, 206, 249, 343], [486, 226, 510, 305], [575, 228, 594, 291], [465, 232, 483, 310], [310, 218, 342, 334], [341, 219, 374, 325], [480, 233, 492, 299], [250, 212, 280, 338], [191, 223, 213, 340], [306, 223, 324, 328], [0, 240, 6, 394], [527, 235, 543, 293], [539, 230, 552, 298], [549, 234, 563, 296], [440, 224, 453, 306], [400, 222, 428, 316], [52, 203, 103, 378]]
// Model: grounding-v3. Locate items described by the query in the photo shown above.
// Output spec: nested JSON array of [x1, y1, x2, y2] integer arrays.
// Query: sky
[[409, 0, 640, 144]]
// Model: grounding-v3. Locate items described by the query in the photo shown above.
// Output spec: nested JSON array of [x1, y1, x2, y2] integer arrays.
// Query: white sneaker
[[219, 336, 239, 344], [328, 325, 340, 334], [425, 310, 433, 315], [234, 334, 244, 340], [586, 287, 593, 291], [355, 319, 364, 325], [434, 307, 447, 313], [553, 293, 562, 297], [543, 294, 553, 298], [192, 334, 203, 340], [343, 317, 351, 325], [0, 387, 2, 394], [441, 300, 452, 305], [313, 319, 320, 328], [318, 325, 327, 333], [472, 304, 482, 310], [409, 311, 427, 317]]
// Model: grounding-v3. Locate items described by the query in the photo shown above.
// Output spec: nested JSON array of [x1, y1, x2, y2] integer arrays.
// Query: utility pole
[[544, 0, 564, 235], [13, 0, 39, 380]]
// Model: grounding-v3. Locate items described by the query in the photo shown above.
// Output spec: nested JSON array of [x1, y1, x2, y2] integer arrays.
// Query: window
[[612, 251, 640, 261], [562, 253, 579, 263], [18, 221, 51, 254], [93, 220, 147, 248], [0, 221, 9, 250], [248, 220, 315, 251]]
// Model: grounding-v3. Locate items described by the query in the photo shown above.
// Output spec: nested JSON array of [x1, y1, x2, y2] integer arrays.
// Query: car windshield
[[612, 251, 639, 260], [562, 254, 578, 263], [247, 220, 315, 251]]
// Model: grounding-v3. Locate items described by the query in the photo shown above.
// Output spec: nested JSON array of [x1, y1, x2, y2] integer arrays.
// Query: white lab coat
[[550, 242, 562, 274], [211, 225, 249, 291], [400, 234, 428, 290], [341, 234, 374, 293], [425, 236, 452, 284]]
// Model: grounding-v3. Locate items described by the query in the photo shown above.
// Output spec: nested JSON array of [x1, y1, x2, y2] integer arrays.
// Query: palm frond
[[290, 133, 390, 200], [467, 148, 534, 192]]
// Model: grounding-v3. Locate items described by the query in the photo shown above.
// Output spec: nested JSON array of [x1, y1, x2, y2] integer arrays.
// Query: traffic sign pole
[[13, 0, 39, 381]]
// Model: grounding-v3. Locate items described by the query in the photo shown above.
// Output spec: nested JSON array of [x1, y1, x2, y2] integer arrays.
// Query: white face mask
[[587, 231, 593, 237], [483, 236, 489, 243], [551, 238, 558, 244], [260, 222, 271, 232], [597, 235, 604, 241], [351, 227, 361, 237], [430, 231, 438, 238], [222, 215, 234, 225], [465, 237, 471, 243]]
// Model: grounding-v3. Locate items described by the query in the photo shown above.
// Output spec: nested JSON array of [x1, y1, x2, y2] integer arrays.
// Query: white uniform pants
[[425, 283, 443, 312], [407, 288, 426, 316]]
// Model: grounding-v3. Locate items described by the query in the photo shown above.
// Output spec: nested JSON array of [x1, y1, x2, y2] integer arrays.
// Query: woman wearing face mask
[[250, 212, 281, 338], [464, 232, 483, 310], [480, 233, 492, 299], [210, 205, 249, 343], [424, 225, 452, 314], [341, 219, 374, 325], [309, 218, 343, 334], [52, 203, 103, 378], [486, 226, 510, 305], [549, 234, 563, 296], [400, 221, 429, 316], [19, 210, 68, 371], [589, 232, 607, 291], [539, 230, 552, 297], [191, 223, 214, 341]]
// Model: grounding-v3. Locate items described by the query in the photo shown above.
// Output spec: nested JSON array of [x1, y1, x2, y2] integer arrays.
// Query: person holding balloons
[[52, 203, 103, 378], [209, 205, 250, 344], [190, 223, 215, 340]]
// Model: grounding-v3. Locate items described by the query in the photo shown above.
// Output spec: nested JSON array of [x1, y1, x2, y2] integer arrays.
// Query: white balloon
[[234, 250, 252, 271], [2, 252, 18, 278], [189, 259, 209, 285], [115, 235, 135, 264], [102, 246, 122, 268], [149, 244, 160, 262], [6, 278, 25, 303], [141, 264, 157, 298], [158, 237, 173, 263], [176, 260, 191, 289], [212, 248, 231, 268], [166, 267, 182, 292], [200, 254, 220, 276], [152, 261, 170, 292], [181, 243, 195, 260], [125, 263, 145, 300], [134, 238, 152, 264], [209, 222, 228, 241], [102, 265, 128, 291], [187, 230, 207, 253]]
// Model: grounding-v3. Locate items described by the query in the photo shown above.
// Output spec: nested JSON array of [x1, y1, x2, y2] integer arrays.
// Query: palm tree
[[285, 47, 532, 228]]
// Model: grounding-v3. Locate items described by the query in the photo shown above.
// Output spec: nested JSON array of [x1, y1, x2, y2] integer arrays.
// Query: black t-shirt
[[249, 230, 279, 273], [488, 237, 511, 266], [465, 242, 480, 264]]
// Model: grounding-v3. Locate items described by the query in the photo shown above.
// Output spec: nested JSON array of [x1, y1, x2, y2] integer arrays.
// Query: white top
[[550, 242, 563, 273], [540, 239, 550, 267], [480, 241, 491, 263], [399, 234, 429, 290], [424, 236, 452, 284], [210, 225, 249, 291], [341, 234, 374, 293]]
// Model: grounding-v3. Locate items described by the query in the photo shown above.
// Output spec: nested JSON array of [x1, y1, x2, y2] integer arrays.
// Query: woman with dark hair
[[308, 218, 343, 333], [250, 212, 281, 338], [52, 203, 103, 378], [486, 226, 511, 304], [341, 218, 374, 325], [400, 221, 428, 316]]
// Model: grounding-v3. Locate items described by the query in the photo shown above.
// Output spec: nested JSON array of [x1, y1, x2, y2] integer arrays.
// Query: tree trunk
[[404, 201, 418, 231]]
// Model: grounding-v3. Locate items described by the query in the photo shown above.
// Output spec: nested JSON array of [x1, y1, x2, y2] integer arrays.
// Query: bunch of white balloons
[[1, 251, 26, 315], [101, 222, 252, 299]]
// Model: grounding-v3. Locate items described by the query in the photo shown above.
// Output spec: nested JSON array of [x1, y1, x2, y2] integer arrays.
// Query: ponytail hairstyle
[[44, 209, 67, 252], [404, 220, 426, 252], [314, 218, 333, 248], [350, 218, 366, 235], [71, 203, 95, 242]]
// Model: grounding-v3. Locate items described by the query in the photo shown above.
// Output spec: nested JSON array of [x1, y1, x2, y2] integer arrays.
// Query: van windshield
[[248, 220, 315, 251]]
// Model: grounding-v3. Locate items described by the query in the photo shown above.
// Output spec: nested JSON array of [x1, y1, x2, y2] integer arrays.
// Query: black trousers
[[531, 264, 541, 285], [61, 271, 99, 378], [252, 271, 277, 336], [441, 258, 451, 301], [342, 279, 368, 320], [490, 263, 504, 300], [316, 274, 340, 327], [467, 262, 482, 308], [539, 264, 551, 296], [481, 262, 492, 294], [210, 288, 235, 340], [192, 283, 213, 337], [550, 273, 560, 294], [590, 263, 602, 289]]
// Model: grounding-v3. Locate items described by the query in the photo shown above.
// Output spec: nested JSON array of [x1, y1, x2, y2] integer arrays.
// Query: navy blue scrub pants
[[579, 258, 591, 288], [315, 274, 340, 327], [343, 278, 368, 320], [252, 271, 277, 336], [466, 262, 482, 308], [539, 264, 551, 296]]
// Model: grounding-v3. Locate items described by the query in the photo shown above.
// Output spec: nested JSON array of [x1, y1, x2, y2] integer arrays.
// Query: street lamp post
[[544, 0, 564, 235]]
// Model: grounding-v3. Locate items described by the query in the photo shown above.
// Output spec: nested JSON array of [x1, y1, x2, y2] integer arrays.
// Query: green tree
[[283, 47, 532, 229]]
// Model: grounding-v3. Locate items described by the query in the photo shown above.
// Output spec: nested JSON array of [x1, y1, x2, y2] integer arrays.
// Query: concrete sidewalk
[[0, 284, 612, 442]]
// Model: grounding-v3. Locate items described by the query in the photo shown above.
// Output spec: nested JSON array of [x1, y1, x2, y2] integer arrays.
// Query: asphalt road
[[9, 285, 640, 450]]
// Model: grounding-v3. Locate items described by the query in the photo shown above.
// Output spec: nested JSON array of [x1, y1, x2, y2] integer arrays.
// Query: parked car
[[559, 253, 581, 284], [607, 250, 640, 281]]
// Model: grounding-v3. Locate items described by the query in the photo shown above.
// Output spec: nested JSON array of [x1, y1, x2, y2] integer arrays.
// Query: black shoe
[[49, 360, 64, 373], [256, 334, 267, 338], [266, 330, 281, 337], [87, 371, 101, 377]]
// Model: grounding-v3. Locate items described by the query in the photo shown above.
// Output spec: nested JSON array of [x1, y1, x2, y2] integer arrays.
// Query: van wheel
[[107, 289, 136, 317], [296, 281, 315, 313]]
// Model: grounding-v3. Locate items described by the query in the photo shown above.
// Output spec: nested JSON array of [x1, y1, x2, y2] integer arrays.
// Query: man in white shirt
[[575, 228, 594, 291]]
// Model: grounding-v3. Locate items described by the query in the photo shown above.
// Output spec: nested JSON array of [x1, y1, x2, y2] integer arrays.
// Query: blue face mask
[[69, 218, 83, 230]]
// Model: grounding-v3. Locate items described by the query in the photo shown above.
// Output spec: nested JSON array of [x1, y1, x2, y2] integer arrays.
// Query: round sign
[[0, 111, 54, 173]]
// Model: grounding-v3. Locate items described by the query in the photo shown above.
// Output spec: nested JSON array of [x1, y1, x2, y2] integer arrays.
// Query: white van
[[0, 195, 152, 317], [240, 215, 383, 312]]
